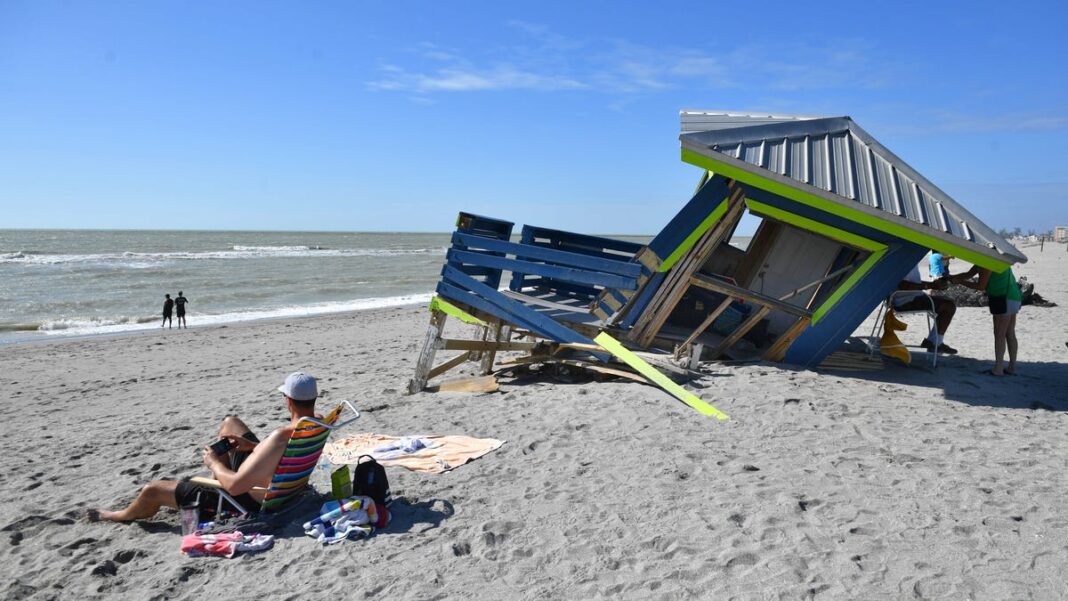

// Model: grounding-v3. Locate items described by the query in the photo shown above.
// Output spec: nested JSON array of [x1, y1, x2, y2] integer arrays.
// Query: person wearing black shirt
[[162, 294, 173, 329], [175, 291, 189, 328]]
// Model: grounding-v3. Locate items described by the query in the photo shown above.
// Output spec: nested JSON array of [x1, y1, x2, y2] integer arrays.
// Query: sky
[[1, 0, 1066, 235]]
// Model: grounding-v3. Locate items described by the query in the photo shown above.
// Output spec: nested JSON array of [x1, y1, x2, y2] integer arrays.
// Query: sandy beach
[[2, 246, 1066, 600]]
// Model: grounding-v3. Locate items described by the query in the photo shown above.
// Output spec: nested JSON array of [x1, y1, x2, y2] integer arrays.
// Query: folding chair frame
[[866, 291, 939, 368], [195, 400, 361, 517]]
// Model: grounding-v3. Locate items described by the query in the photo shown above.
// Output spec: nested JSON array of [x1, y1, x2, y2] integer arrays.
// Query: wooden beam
[[689, 273, 811, 318], [437, 339, 537, 352], [630, 181, 747, 347], [673, 297, 734, 359], [480, 323, 511, 375], [427, 351, 474, 381], [710, 305, 770, 359], [762, 316, 810, 362], [427, 375, 499, 393], [407, 310, 447, 394]]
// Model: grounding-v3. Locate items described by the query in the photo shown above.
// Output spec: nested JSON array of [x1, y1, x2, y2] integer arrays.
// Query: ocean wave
[[0, 247, 447, 265], [27, 293, 434, 339]]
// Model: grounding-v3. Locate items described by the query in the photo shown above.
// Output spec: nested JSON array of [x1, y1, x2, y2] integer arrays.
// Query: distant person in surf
[[175, 291, 189, 328], [162, 294, 173, 329]]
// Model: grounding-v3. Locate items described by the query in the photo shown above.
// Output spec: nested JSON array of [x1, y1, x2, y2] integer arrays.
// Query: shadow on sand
[[817, 337, 1068, 411]]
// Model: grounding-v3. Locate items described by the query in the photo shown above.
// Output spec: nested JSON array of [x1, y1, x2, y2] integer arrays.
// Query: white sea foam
[[0, 247, 447, 265], [33, 293, 435, 339]]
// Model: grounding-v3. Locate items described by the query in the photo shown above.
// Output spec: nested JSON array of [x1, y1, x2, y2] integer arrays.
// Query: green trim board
[[429, 296, 487, 327], [744, 199, 885, 252], [658, 198, 729, 273], [593, 332, 729, 420], [810, 248, 886, 323], [741, 198, 887, 324], [681, 148, 1012, 272]]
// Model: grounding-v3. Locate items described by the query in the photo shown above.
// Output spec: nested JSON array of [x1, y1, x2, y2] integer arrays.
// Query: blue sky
[[1, 0, 1065, 234]]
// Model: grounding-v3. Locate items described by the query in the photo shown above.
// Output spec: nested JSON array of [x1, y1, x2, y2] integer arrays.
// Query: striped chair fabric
[[259, 404, 343, 512]]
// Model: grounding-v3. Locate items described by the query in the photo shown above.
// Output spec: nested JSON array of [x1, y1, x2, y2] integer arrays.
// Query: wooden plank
[[674, 297, 734, 359], [407, 310, 447, 394], [689, 273, 812, 318], [448, 248, 638, 290], [555, 360, 648, 384], [631, 181, 747, 347], [437, 339, 537, 352], [480, 324, 511, 374], [426, 351, 473, 381], [439, 268, 598, 347], [688, 343, 704, 370], [523, 225, 644, 255], [635, 247, 662, 272], [594, 332, 729, 420], [762, 316, 811, 362], [427, 375, 499, 393], [453, 232, 643, 277], [710, 305, 771, 359], [501, 290, 591, 314]]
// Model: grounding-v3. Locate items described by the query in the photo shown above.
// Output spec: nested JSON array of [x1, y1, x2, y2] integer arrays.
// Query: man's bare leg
[[88, 480, 179, 522]]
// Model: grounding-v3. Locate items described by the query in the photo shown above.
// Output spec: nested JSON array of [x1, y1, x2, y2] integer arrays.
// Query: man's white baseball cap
[[278, 371, 318, 401]]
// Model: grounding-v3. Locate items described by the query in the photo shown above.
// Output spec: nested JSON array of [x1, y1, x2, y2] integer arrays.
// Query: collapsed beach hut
[[409, 110, 1024, 409]]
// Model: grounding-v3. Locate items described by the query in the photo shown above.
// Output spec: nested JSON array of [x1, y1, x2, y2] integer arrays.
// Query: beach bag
[[352, 455, 391, 507]]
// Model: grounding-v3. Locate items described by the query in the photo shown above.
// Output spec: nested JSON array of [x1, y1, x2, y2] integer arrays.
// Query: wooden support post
[[673, 297, 734, 360], [631, 181, 747, 347], [710, 305, 771, 359], [480, 324, 511, 374], [762, 317, 811, 362], [427, 351, 474, 381], [407, 310, 447, 394], [688, 343, 704, 370]]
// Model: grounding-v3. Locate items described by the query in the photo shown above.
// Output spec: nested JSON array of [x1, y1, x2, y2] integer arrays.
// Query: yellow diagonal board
[[430, 296, 487, 327], [593, 332, 729, 420]]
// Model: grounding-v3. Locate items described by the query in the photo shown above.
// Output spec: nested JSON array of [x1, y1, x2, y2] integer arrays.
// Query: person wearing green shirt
[[962, 265, 1021, 376]]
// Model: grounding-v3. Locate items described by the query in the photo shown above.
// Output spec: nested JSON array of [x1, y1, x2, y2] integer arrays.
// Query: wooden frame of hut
[[408, 110, 1025, 411]]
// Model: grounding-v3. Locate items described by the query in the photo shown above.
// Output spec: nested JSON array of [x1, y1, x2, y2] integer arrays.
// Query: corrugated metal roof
[[680, 110, 826, 134], [679, 112, 1026, 265]]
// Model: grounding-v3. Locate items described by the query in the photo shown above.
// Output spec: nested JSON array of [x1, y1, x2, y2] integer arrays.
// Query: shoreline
[[0, 292, 435, 348]]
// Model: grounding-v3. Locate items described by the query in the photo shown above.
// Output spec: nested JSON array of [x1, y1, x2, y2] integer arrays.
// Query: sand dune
[[1, 249, 1066, 600]]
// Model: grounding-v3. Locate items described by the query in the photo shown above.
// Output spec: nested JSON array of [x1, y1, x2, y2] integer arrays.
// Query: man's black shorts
[[894, 295, 936, 313], [175, 430, 260, 515]]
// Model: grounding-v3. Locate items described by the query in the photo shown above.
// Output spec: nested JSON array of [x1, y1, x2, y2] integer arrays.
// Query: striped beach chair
[[191, 401, 360, 516]]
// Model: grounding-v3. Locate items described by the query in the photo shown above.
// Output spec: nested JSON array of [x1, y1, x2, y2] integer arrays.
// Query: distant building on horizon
[[1055, 225, 1068, 243]]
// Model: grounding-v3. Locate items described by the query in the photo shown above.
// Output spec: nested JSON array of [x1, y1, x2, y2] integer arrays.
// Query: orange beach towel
[[324, 434, 504, 474]]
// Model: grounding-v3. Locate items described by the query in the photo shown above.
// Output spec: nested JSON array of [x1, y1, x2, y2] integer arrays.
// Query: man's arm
[[202, 426, 292, 495]]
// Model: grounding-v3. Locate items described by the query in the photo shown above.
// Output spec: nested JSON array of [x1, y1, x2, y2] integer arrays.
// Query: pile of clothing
[[302, 496, 390, 544], [180, 532, 274, 558]]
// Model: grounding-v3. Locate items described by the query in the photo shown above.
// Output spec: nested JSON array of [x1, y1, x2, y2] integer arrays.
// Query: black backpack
[[352, 455, 391, 507]]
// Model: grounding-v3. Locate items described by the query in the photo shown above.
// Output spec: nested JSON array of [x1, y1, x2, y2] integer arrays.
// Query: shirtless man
[[88, 372, 319, 522]]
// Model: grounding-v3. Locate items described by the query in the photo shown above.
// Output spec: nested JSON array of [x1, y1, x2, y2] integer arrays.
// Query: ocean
[[0, 229, 676, 345]]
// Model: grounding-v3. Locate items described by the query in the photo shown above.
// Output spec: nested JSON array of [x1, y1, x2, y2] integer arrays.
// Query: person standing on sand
[[175, 291, 188, 328], [162, 294, 173, 329], [87, 372, 320, 523], [959, 264, 1021, 376]]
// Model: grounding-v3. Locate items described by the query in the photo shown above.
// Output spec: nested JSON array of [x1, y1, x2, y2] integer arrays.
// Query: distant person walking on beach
[[162, 294, 173, 329], [175, 291, 188, 328]]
